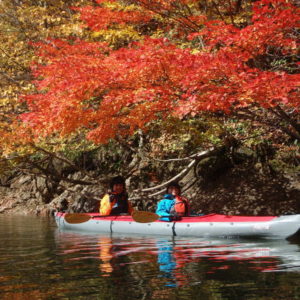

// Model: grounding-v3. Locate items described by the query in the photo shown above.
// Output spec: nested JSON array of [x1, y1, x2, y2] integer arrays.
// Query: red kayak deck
[[181, 214, 276, 223], [57, 213, 276, 222]]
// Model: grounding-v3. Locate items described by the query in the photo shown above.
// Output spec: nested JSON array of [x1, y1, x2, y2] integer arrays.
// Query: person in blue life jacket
[[100, 176, 133, 216], [155, 182, 190, 221]]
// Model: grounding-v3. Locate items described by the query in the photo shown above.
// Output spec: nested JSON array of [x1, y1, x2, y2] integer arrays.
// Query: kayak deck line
[[55, 212, 300, 239]]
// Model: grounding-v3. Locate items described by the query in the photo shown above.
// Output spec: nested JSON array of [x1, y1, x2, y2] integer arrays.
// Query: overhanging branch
[[133, 147, 220, 194]]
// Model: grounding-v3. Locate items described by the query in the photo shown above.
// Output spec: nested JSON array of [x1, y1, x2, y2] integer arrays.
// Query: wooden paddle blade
[[64, 213, 91, 224], [131, 211, 159, 223]]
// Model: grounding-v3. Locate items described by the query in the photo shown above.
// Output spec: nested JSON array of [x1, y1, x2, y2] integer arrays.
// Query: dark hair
[[166, 182, 181, 194], [110, 176, 126, 191]]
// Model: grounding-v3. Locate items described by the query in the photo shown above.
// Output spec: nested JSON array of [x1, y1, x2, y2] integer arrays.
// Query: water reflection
[[98, 236, 113, 275], [156, 239, 177, 287], [55, 229, 300, 288], [1, 214, 300, 299]]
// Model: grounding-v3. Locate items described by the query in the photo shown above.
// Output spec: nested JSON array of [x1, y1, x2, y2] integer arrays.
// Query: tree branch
[[153, 148, 215, 162], [29, 144, 97, 181], [134, 147, 220, 193]]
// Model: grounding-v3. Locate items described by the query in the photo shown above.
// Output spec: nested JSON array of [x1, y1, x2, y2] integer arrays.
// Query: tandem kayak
[[55, 212, 300, 239]]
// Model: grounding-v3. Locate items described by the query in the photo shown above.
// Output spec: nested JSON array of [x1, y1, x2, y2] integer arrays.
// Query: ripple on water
[[1, 215, 300, 299]]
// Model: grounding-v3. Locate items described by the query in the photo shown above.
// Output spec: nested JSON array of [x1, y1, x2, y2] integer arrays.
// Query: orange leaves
[[241, 72, 300, 109], [19, 0, 300, 145], [74, 2, 151, 31], [198, 0, 300, 59], [21, 39, 111, 137]]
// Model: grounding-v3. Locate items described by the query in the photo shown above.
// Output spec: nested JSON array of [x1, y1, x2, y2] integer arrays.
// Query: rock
[[10, 175, 31, 189]]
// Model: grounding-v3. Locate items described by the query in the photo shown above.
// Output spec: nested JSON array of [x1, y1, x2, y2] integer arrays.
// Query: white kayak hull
[[55, 213, 300, 239]]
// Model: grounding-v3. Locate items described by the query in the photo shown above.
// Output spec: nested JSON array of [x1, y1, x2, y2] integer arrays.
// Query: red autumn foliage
[[20, 0, 300, 144]]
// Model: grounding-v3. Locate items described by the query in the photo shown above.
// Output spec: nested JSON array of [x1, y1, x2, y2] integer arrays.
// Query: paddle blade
[[64, 213, 91, 224], [131, 211, 159, 223]]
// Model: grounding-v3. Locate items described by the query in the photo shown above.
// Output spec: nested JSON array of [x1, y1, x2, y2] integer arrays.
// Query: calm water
[[0, 215, 300, 300]]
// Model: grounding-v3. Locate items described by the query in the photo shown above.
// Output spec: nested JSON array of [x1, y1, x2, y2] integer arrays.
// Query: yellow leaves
[[14, 5, 84, 40], [151, 29, 165, 38], [0, 0, 93, 158], [0, 97, 12, 107], [223, 13, 252, 26], [91, 25, 142, 45], [30, 130, 96, 157], [22, 83, 35, 92], [103, 2, 141, 12], [17, 6, 46, 20], [191, 49, 200, 54], [59, 23, 84, 36], [147, 116, 226, 157], [2, 85, 15, 95], [232, 13, 252, 25]]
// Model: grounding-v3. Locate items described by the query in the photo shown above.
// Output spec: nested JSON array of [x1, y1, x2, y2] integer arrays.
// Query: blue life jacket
[[156, 194, 175, 222]]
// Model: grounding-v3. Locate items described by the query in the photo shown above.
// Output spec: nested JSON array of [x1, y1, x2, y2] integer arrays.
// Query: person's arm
[[127, 199, 133, 214], [156, 200, 171, 217], [182, 196, 190, 216], [156, 200, 176, 221], [186, 199, 191, 216]]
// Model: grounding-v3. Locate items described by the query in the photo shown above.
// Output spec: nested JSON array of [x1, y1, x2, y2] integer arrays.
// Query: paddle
[[131, 210, 159, 223], [64, 211, 159, 224], [64, 213, 91, 224]]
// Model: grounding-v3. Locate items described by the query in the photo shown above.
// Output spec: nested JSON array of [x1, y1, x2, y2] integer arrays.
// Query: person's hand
[[170, 212, 181, 221]]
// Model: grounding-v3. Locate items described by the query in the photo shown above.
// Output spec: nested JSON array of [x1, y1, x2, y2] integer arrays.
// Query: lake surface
[[0, 215, 300, 299]]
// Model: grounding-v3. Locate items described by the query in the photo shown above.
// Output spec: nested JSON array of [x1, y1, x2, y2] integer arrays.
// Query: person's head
[[166, 182, 181, 196], [110, 176, 126, 194]]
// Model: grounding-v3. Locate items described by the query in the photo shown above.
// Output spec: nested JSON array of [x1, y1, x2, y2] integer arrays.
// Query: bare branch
[[135, 147, 220, 193], [153, 148, 215, 162], [139, 159, 196, 192]]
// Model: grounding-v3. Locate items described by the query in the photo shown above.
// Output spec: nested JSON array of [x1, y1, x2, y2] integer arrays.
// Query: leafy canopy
[[9, 0, 300, 146]]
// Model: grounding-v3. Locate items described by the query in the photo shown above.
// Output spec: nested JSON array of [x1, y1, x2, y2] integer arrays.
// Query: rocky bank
[[0, 152, 299, 217]]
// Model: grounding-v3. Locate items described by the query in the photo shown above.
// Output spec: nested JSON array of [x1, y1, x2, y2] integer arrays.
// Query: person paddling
[[100, 176, 133, 216], [156, 182, 190, 221]]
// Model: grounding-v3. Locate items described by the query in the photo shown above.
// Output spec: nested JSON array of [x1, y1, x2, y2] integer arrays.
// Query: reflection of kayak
[[54, 230, 300, 274], [55, 212, 300, 239]]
